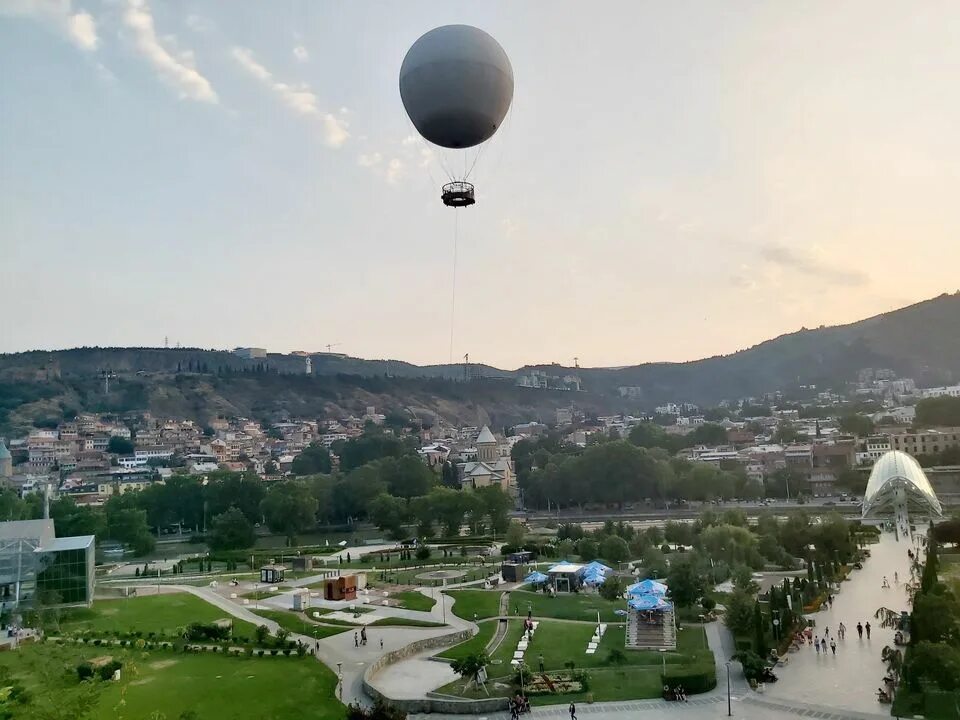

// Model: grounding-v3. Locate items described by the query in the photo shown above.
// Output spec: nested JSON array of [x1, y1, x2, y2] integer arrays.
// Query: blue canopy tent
[[525, 571, 549, 584], [583, 561, 613, 574], [627, 595, 673, 612], [581, 569, 607, 586], [626, 579, 668, 597]]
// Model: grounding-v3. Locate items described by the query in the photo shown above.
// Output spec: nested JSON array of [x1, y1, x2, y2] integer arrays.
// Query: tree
[[475, 485, 512, 534], [337, 433, 414, 472], [106, 436, 134, 455], [208, 507, 256, 551], [916, 396, 960, 428], [599, 575, 625, 601], [260, 481, 318, 541], [641, 546, 668, 578], [104, 497, 154, 555], [752, 601, 767, 656], [291, 443, 332, 475], [600, 535, 629, 564], [838, 414, 874, 437], [369, 494, 408, 539], [377, 456, 435, 499], [450, 652, 489, 687], [666, 555, 705, 608], [577, 538, 598, 562], [505, 520, 526, 548], [724, 590, 755, 637], [440, 461, 460, 489]]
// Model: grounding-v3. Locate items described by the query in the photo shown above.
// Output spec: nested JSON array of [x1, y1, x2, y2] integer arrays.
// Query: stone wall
[[363, 628, 512, 714]]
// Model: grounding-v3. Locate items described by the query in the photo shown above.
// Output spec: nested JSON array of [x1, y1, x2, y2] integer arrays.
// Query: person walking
[[361, 627, 367, 646], [316, 641, 320, 651], [569, 702, 577, 720], [354, 631, 359, 648], [838, 622, 846, 639], [380, 638, 384, 650], [865, 622, 871, 639], [857, 622, 864, 639], [830, 638, 836, 655], [539, 653, 545, 672], [815, 636, 820, 654]]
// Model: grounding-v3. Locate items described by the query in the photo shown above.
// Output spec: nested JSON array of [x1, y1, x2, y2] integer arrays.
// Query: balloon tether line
[[448, 209, 459, 365]]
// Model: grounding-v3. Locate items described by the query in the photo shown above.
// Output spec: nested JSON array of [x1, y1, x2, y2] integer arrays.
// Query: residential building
[[888, 429, 960, 456], [0, 441, 12, 479], [919, 385, 960, 399], [233, 347, 268, 360]]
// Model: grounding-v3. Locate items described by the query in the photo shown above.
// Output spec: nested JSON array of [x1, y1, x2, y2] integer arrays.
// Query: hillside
[[2, 292, 959, 431]]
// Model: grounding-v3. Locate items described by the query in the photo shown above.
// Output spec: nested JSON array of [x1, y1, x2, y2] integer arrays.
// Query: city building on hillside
[[888, 428, 960, 456], [418, 443, 450, 467], [234, 347, 267, 360], [919, 385, 960, 399], [0, 441, 11, 479], [0, 518, 95, 611], [458, 426, 515, 494]]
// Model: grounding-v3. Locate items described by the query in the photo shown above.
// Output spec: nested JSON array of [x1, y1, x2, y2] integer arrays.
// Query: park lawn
[[488, 620, 529, 670], [437, 620, 499, 661], [389, 590, 437, 612], [59, 593, 260, 639], [371, 565, 492, 587], [240, 588, 291, 600], [0, 641, 345, 720], [446, 590, 502, 620], [508, 590, 623, 623], [370, 617, 446, 628], [253, 610, 350, 639], [527, 621, 710, 671]]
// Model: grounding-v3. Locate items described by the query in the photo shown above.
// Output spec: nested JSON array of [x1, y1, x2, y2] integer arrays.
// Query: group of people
[[663, 685, 688, 701], [508, 694, 530, 718], [881, 572, 899, 589], [353, 627, 381, 649]]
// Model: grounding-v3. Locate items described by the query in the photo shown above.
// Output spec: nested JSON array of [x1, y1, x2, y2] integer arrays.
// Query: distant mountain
[[2, 292, 959, 431]]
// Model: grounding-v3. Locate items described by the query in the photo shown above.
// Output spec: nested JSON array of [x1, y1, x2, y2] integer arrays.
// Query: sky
[[3, 1, 960, 369]]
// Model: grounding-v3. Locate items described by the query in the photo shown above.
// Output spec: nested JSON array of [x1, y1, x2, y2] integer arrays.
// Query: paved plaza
[[763, 529, 913, 715]]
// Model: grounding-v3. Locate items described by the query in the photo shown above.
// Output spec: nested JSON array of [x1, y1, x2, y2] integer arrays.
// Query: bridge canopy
[[862, 450, 942, 519]]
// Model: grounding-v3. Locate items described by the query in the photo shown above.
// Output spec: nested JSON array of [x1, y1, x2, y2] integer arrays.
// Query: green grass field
[[507, 590, 624, 623], [436, 620, 499, 661], [59, 594, 261, 639], [370, 617, 446, 628], [446, 590, 502, 619], [253, 610, 351, 639], [0, 641, 344, 720], [388, 590, 437, 612], [488, 620, 528, 668]]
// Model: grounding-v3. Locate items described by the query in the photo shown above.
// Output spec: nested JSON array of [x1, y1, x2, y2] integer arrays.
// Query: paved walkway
[[762, 529, 913, 715]]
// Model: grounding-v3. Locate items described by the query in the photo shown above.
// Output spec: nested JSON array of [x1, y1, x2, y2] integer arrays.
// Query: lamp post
[[337, 661, 343, 700], [659, 648, 667, 675], [726, 661, 732, 717]]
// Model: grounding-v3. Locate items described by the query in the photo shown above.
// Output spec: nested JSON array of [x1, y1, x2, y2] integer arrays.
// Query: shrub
[[271, 649, 278, 656], [258, 650, 265, 657], [415, 546, 431, 560]]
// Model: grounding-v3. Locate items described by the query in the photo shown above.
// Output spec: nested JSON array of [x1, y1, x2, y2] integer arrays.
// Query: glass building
[[0, 519, 95, 613], [861, 450, 943, 519]]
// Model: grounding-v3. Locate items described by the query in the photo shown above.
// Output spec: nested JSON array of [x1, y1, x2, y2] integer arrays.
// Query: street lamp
[[726, 661, 732, 717], [659, 648, 667, 675], [337, 661, 343, 700]]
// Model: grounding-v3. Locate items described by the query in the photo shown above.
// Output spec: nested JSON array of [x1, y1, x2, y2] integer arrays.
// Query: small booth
[[260, 564, 285, 584], [292, 556, 314, 572], [501, 551, 535, 582], [292, 589, 311, 611], [547, 563, 584, 593], [323, 574, 358, 601]]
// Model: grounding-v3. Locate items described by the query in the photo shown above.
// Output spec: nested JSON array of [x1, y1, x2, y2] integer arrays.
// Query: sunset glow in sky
[[2, 1, 959, 368]]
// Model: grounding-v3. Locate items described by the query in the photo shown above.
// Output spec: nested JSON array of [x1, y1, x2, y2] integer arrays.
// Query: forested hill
[[1, 292, 960, 432]]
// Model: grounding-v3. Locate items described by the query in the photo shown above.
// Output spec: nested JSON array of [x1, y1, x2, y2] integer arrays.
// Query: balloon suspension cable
[[448, 209, 459, 364]]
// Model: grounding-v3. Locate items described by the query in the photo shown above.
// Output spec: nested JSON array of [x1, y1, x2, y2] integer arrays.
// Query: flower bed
[[525, 672, 586, 696]]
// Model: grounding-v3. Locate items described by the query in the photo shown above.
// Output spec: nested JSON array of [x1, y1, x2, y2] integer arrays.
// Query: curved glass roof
[[862, 450, 942, 518]]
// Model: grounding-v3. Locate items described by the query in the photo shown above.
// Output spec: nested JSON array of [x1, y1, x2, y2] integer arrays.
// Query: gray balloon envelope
[[400, 25, 514, 150]]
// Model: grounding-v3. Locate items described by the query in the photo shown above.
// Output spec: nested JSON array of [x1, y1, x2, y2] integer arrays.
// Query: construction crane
[[324, 343, 341, 353]]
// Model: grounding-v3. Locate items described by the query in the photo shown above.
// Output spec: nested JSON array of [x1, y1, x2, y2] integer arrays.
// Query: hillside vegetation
[[3, 293, 960, 432]]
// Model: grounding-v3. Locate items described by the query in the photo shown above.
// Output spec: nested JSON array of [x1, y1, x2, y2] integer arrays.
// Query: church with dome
[[458, 426, 516, 495]]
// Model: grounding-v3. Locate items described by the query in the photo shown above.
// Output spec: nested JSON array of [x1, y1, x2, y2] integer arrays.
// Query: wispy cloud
[[122, 0, 218, 103], [292, 45, 309, 62], [231, 46, 348, 148], [357, 152, 382, 168], [759, 242, 868, 286], [2, 0, 99, 51]]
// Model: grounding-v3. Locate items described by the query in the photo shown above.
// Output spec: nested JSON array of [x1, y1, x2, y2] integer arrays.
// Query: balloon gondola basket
[[441, 181, 476, 207]]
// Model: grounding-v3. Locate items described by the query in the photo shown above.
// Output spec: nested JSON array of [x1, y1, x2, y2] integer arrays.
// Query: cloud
[[184, 14, 212, 33], [231, 46, 348, 148], [2, 0, 99, 51], [122, 0, 218, 103], [386, 158, 403, 185], [292, 45, 309, 62], [357, 152, 382, 168], [758, 242, 868, 286]]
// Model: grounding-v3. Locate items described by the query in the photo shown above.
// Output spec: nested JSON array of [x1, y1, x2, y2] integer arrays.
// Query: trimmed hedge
[[662, 665, 717, 694]]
